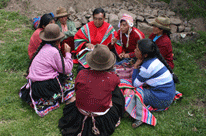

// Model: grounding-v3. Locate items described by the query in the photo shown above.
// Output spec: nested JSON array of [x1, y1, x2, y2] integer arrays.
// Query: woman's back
[[27, 44, 73, 82], [75, 69, 120, 112]]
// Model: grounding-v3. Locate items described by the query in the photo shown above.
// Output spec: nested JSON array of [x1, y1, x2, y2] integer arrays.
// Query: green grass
[[157, 0, 170, 4], [0, 9, 206, 136], [0, 0, 10, 9], [179, 0, 206, 19], [159, 0, 206, 19]]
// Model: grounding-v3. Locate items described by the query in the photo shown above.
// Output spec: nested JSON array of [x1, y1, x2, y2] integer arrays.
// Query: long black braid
[[50, 43, 68, 85], [26, 41, 66, 83], [138, 39, 179, 83]]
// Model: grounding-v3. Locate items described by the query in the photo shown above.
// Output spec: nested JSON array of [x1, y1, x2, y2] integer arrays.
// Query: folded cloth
[[118, 79, 157, 126], [119, 79, 183, 126]]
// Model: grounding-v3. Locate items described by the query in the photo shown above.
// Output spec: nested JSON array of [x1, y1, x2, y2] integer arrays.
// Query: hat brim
[[39, 30, 65, 42], [55, 13, 69, 18], [86, 51, 116, 71], [150, 21, 170, 31]]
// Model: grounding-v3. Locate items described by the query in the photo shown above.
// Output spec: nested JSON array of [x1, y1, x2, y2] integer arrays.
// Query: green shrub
[[179, 0, 206, 19], [0, 0, 10, 9], [158, 0, 206, 19]]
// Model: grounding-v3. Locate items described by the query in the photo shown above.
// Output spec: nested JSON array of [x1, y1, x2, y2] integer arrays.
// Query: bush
[[0, 0, 10, 9]]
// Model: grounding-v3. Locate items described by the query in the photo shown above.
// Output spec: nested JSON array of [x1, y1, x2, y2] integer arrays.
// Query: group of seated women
[[19, 7, 180, 136]]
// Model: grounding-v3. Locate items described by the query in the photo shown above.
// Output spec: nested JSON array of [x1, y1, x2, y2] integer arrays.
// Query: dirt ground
[[4, 0, 206, 32], [4, 0, 123, 18]]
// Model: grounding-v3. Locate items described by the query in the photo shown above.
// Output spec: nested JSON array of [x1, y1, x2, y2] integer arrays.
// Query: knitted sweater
[[27, 44, 73, 82], [75, 69, 120, 112], [132, 57, 175, 100], [149, 33, 174, 69], [117, 27, 145, 58]]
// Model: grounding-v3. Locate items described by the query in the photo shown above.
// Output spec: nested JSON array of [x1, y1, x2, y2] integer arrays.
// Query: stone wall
[[68, 1, 199, 42], [4, 0, 201, 42]]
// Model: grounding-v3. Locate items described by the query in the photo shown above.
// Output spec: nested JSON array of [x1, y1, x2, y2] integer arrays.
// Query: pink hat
[[118, 14, 134, 27]]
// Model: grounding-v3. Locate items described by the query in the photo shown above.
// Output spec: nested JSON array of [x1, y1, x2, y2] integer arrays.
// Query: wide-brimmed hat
[[118, 14, 134, 28], [39, 24, 65, 41], [86, 44, 116, 71], [150, 15, 170, 31], [55, 6, 69, 18]]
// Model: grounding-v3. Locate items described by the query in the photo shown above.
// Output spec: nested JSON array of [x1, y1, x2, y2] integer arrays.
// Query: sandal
[[115, 118, 121, 127], [132, 120, 142, 128]]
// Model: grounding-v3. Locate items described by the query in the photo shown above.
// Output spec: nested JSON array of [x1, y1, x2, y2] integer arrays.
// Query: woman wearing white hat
[[149, 15, 174, 69], [111, 14, 145, 64]]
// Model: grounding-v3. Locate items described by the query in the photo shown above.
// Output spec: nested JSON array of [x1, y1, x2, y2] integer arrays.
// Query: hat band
[[57, 12, 67, 15], [92, 56, 111, 65], [155, 18, 169, 26]]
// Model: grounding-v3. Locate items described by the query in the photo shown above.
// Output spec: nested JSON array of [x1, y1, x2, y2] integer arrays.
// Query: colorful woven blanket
[[118, 77, 183, 126], [119, 79, 157, 126]]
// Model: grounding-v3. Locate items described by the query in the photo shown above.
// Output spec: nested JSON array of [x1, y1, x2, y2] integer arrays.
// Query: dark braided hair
[[26, 41, 65, 78], [38, 13, 54, 29], [163, 30, 171, 39], [137, 39, 179, 83]]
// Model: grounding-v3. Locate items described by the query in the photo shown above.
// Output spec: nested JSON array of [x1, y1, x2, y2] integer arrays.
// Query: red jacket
[[117, 27, 145, 58], [149, 33, 174, 69], [28, 28, 43, 59], [75, 69, 120, 112]]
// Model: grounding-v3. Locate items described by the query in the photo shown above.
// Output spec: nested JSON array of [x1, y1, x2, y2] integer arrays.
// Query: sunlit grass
[[0, 9, 205, 136]]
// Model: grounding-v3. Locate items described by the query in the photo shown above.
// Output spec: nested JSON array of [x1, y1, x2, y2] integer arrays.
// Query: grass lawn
[[0, 9, 205, 136]]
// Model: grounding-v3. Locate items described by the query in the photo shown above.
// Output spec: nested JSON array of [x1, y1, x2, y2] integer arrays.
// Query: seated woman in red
[[111, 14, 145, 64], [59, 44, 125, 136], [28, 13, 55, 59], [149, 16, 174, 69]]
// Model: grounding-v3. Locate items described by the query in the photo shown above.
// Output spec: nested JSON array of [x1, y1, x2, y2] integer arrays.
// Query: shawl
[[74, 21, 122, 68]]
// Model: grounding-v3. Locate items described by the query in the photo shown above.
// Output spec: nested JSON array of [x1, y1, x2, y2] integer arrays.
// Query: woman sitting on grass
[[131, 39, 176, 127], [111, 14, 145, 64], [58, 44, 125, 136], [55, 6, 77, 57], [19, 24, 75, 117], [149, 15, 174, 69], [28, 13, 55, 59]]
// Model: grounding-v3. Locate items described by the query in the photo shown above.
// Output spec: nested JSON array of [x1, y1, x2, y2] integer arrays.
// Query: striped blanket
[[118, 78, 183, 126], [119, 79, 157, 126]]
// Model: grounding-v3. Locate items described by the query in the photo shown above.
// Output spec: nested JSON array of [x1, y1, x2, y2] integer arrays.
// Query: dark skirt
[[58, 86, 125, 136], [20, 75, 64, 103], [19, 74, 75, 117]]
